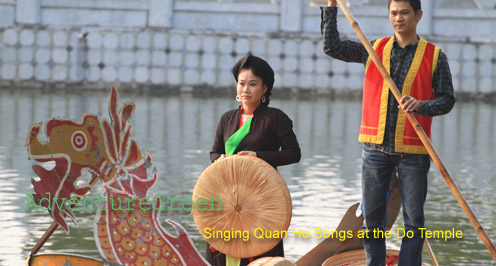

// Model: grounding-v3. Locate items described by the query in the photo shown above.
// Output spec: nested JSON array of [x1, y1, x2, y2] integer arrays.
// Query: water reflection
[[0, 89, 495, 265]]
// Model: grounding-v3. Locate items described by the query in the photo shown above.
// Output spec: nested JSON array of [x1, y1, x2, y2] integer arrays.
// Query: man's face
[[388, 1, 422, 36]]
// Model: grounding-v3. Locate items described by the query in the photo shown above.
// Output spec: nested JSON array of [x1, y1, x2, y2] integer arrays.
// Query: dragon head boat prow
[[26, 86, 210, 266], [25, 86, 153, 231]]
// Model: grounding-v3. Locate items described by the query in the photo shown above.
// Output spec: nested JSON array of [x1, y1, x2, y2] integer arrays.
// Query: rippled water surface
[[0, 89, 495, 265]]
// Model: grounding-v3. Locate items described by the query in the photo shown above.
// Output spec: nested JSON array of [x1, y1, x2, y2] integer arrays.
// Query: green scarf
[[224, 116, 252, 266], [224, 117, 253, 156], [226, 256, 241, 266]]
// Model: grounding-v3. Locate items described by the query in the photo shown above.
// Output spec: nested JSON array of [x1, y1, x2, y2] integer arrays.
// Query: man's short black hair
[[388, 0, 421, 13]]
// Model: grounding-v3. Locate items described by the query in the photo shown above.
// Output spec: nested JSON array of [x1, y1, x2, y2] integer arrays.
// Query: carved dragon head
[[26, 86, 157, 233]]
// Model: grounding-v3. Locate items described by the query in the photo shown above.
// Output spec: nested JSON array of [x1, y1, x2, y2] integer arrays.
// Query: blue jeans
[[361, 145, 430, 266]]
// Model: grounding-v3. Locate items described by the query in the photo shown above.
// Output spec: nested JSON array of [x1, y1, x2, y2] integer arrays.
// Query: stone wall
[[0, 0, 495, 95]]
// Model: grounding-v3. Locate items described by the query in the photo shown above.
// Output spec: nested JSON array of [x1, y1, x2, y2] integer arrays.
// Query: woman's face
[[237, 68, 267, 108]]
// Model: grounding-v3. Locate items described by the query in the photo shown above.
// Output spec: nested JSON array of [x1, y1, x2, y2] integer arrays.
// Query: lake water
[[0, 88, 495, 265]]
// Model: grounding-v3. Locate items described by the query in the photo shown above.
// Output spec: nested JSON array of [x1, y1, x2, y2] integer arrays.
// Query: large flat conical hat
[[193, 155, 292, 258], [322, 249, 400, 266]]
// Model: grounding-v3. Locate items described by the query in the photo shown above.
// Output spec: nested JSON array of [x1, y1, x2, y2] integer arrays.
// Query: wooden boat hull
[[28, 253, 104, 266]]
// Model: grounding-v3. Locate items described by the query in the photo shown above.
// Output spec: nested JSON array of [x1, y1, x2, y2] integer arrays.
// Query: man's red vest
[[358, 36, 440, 154]]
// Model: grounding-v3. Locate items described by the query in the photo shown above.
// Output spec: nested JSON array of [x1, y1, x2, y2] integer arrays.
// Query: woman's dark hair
[[232, 55, 274, 106], [388, 0, 421, 13]]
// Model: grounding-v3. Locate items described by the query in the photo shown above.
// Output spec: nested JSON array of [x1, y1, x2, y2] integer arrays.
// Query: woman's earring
[[261, 95, 266, 103], [236, 95, 241, 102]]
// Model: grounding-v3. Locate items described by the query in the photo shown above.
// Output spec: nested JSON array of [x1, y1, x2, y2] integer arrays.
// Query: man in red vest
[[321, 0, 455, 265]]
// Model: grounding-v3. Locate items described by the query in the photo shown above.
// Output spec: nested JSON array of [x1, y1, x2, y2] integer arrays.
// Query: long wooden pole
[[424, 238, 439, 266], [334, 0, 496, 261], [29, 222, 59, 256]]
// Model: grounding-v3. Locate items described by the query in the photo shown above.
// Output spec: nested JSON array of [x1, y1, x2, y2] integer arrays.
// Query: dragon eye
[[71, 131, 88, 151]]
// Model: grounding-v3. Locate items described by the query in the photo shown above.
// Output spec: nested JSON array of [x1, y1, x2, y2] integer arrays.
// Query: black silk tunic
[[210, 104, 301, 169]]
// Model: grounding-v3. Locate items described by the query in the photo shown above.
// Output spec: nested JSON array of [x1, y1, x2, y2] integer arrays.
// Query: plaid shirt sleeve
[[416, 50, 456, 117], [321, 7, 368, 64]]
